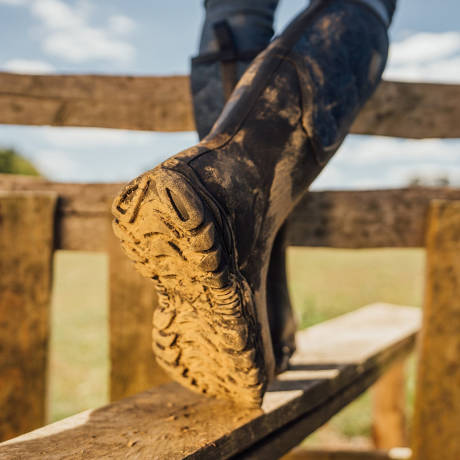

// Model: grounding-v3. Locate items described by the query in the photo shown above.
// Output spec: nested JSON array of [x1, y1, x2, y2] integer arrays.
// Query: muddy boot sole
[[112, 164, 267, 406]]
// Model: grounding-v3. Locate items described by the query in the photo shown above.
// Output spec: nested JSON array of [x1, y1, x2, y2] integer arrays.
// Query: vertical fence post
[[108, 224, 170, 401], [0, 191, 56, 441], [411, 200, 460, 460], [372, 359, 407, 448]]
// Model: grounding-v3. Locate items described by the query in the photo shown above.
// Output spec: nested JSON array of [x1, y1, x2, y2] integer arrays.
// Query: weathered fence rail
[[0, 304, 420, 459], [1, 175, 460, 250], [1, 73, 460, 138]]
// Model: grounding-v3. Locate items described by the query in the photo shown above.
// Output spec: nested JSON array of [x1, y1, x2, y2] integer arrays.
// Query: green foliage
[[0, 148, 40, 176]]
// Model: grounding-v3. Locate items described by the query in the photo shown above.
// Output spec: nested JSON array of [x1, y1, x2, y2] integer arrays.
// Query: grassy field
[[48, 247, 425, 445]]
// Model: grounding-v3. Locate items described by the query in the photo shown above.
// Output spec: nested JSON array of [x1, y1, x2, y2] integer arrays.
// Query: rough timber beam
[[1, 176, 460, 251], [0, 73, 459, 138], [0, 304, 420, 460], [0, 191, 56, 441]]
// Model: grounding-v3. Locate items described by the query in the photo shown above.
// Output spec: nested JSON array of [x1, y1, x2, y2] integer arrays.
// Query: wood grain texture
[[0, 72, 195, 132], [0, 175, 120, 251], [0, 73, 459, 138], [282, 447, 412, 459], [108, 228, 170, 401], [372, 360, 407, 449], [286, 187, 460, 248], [350, 80, 460, 139], [0, 192, 56, 441], [0, 304, 420, 459], [411, 200, 460, 460], [2, 176, 460, 251]]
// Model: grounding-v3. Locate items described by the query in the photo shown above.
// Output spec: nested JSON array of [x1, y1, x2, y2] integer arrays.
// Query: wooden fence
[[0, 72, 459, 459]]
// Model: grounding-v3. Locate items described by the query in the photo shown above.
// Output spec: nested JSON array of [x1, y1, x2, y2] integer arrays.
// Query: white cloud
[[0, 0, 25, 5], [108, 15, 135, 35], [311, 135, 460, 190], [389, 32, 460, 65], [337, 137, 460, 166], [3, 58, 55, 74], [385, 55, 460, 83], [386, 32, 460, 83], [28, 0, 135, 63], [32, 149, 81, 181], [39, 127, 152, 148], [42, 29, 134, 63], [30, 0, 83, 30]]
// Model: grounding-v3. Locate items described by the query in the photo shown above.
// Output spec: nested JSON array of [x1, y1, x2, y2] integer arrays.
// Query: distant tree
[[408, 174, 450, 188], [408, 176, 423, 188], [0, 148, 40, 176], [434, 176, 450, 187]]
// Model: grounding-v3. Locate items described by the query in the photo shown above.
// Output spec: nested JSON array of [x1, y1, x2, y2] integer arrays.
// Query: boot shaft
[[181, 2, 390, 266]]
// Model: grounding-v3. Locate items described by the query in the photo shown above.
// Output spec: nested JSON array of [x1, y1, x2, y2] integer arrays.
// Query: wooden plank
[[0, 191, 56, 441], [0, 72, 195, 132], [108, 228, 170, 401], [411, 200, 460, 460], [286, 188, 460, 248], [0, 73, 459, 138], [350, 80, 460, 139], [281, 447, 412, 459], [0, 174, 120, 251], [372, 360, 407, 448], [2, 176, 460, 251], [0, 304, 420, 459]]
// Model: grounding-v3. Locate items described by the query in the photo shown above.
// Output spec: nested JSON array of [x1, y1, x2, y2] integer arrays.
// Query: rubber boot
[[190, 3, 296, 375], [112, 0, 391, 406]]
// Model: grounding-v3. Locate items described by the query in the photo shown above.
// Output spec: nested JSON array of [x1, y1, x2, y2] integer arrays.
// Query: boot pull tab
[[213, 20, 238, 101]]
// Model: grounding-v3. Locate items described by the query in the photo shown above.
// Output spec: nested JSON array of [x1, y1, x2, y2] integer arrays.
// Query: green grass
[[48, 251, 109, 422], [287, 247, 424, 444], [48, 247, 425, 444]]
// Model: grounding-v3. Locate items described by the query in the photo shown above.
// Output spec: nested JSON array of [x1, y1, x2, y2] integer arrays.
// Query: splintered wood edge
[[0, 303, 421, 460]]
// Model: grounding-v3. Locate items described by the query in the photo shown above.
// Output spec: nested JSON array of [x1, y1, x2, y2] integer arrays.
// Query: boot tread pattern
[[112, 167, 265, 406]]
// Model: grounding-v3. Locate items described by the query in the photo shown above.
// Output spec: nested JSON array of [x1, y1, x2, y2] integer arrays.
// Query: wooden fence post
[[411, 200, 460, 459], [372, 359, 407, 448], [108, 224, 169, 401], [0, 191, 56, 441]]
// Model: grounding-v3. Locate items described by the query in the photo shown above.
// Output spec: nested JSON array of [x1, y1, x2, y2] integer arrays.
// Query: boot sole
[[112, 166, 266, 406]]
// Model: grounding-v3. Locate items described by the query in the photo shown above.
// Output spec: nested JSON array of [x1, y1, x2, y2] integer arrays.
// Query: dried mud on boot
[[112, 166, 267, 407]]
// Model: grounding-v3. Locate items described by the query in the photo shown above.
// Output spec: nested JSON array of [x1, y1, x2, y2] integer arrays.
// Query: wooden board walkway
[[0, 73, 459, 138], [0, 303, 420, 460]]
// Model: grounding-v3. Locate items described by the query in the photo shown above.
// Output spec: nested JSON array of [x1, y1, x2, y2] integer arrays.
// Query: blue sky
[[0, 0, 459, 188]]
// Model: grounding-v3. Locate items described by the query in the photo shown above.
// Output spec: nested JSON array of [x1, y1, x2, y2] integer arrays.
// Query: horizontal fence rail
[[1, 175, 460, 251], [1, 72, 459, 138]]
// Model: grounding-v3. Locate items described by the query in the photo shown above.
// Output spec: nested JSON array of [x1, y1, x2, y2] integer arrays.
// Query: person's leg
[[192, 0, 297, 375], [113, 0, 396, 406], [191, 0, 279, 139]]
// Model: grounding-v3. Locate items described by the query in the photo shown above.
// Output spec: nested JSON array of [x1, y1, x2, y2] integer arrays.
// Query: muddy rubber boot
[[112, 0, 391, 406], [190, 5, 296, 375]]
